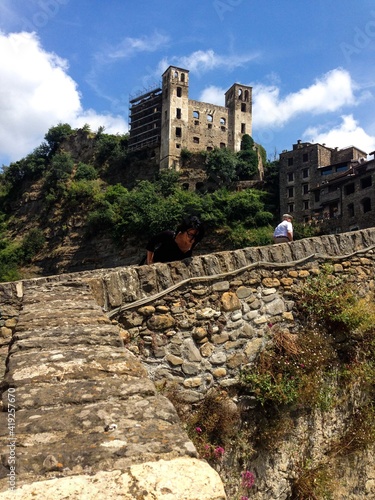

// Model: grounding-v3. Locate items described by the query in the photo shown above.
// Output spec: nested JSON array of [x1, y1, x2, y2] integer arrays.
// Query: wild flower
[[195, 427, 202, 434], [241, 470, 255, 489], [214, 446, 225, 459]]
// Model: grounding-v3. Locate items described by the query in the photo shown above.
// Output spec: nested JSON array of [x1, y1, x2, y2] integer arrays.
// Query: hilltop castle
[[128, 65, 252, 169]]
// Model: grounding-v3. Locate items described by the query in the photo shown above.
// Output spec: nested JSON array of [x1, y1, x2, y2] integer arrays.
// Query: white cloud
[[157, 49, 259, 76], [253, 68, 356, 128], [199, 85, 226, 106], [303, 114, 375, 155], [0, 31, 127, 165], [105, 32, 170, 61]]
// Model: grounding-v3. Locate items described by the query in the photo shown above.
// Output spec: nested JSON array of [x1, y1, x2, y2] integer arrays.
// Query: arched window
[[193, 110, 199, 119], [207, 114, 213, 122], [220, 117, 226, 125]]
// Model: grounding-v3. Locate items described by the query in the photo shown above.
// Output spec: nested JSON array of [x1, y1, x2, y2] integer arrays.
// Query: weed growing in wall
[[239, 324, 338, 409], [291, 461, 336, 500]]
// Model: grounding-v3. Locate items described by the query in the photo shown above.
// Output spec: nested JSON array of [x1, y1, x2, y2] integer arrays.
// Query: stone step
[[0, 395, 196, 483], [9, 324, 122, 352], [2, 376, 156, 410], [5, 346, 145, 386]]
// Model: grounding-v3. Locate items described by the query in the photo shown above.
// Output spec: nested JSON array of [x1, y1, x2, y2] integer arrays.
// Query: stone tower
[[225, 83, 252, 151], [160, 66, 190, 170]]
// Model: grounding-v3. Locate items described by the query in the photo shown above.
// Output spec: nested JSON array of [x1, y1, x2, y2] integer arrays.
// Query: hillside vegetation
[[0, 123, 315, 282]]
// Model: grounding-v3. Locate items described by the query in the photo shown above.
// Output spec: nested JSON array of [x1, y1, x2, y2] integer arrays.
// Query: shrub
[[294, 266, 375, 340], [74, 162, 97, 181], [66, 179, 101, 208], [21, 228, 45, 262]]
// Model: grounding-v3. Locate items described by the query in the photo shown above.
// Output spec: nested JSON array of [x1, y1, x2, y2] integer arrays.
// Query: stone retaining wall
[[112, 253, 374, 402]]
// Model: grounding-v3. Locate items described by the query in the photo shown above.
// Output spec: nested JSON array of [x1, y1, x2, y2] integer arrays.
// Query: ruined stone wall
[[187, 100, 229, 153]]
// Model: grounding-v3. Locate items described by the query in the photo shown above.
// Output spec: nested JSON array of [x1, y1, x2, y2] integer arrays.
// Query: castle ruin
[[128, 65, 252, 169]]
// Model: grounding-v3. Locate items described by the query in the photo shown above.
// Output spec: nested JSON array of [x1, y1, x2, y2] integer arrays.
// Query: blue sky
[[1, 0, 375, 167]]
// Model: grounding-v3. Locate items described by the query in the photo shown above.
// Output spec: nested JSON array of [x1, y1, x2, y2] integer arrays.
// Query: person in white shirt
[[273, 214, 293, 243]]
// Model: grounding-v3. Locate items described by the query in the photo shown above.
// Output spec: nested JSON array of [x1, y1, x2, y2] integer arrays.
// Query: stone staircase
[[0, 278, 225, 499]]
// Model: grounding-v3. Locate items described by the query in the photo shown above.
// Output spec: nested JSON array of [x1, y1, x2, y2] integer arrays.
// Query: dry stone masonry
[[0, 228, 375, 498]]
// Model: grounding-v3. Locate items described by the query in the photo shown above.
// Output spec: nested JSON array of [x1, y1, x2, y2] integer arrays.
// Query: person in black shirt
[[143, 215, 205, 264]]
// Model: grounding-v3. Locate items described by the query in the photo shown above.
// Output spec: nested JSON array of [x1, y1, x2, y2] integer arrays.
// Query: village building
[[279, 140, 375, 233]]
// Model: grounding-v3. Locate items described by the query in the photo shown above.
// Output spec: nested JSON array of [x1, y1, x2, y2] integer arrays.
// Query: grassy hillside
[[0, 123, 314, 282]]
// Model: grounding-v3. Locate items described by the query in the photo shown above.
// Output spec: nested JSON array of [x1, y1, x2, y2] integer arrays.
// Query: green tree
[[44, 123, 73, 155], [43, 151, 74, 199], [236, 134, 258, 179], [74, 162, 98, 181], [205, 147, 238, 185]]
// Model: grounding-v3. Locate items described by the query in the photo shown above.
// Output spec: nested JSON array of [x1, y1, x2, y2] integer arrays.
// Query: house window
[[220, 117, 226, 125], [194, 120, 199, 126], [208, 123, 212, 129], [177, 87, 182, 97], [288, 203, 294, 213], [360, 176, 372, 189], [348, 203, 355, 217], [288, 158, 294, 166], [207, 146, 213, 151], [220, 142, 226, 148], [241, 123, 246, 133], [362, 197, 371, 213], [241, 103, 246, 112], [287, 187, 294, 198], [193, 110, 199, 119], [302, 184, 309, 195], [287, 172, 294, 182], [321, 167, 332, 175], [176, 143, 181, 148], [221, 126, 226, 132], [303, 153, 308, 162], [176, 108, 181, 119], [181, 73, 185, 82], [345, 183, 355, 195], [175, 127, 181, 137], [336, 165, 348, 173], [314, 191, 320, 202], [207, 114, 213, 122], [304, 201, 309, 210], [302, 168, 309, 178], [193, 137, 199, 144]]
